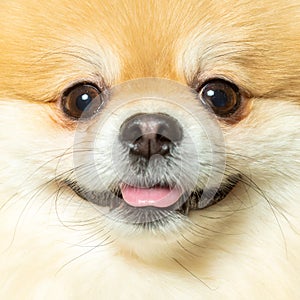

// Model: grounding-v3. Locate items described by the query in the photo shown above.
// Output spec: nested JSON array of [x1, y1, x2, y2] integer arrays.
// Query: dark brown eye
[[199, 80, 241, 117], [62, 84, 104, 119]]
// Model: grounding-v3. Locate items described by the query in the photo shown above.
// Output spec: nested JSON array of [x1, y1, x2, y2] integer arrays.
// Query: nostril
[[120, 122, 143, 144], [119, 113, 183, 159], [157, 122, 182, 143]]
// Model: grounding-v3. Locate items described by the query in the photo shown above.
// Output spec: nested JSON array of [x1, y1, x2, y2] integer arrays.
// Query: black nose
[[119, 113, 183, 159]]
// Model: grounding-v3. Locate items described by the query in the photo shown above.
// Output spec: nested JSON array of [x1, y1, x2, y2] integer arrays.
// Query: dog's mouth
[[67, 108, 238, 226], [67, 175, 239, 225]]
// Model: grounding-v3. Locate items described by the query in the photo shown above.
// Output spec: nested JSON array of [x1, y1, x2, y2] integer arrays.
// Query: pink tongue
[[120, 185, 183, 208]]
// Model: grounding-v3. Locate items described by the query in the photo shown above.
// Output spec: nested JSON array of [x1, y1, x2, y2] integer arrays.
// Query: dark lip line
[[64, 174, 240, 216], [177, 175, 240, 215]]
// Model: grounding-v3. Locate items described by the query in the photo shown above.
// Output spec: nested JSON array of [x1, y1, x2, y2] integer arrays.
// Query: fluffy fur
[[0, 0, 300, 299]]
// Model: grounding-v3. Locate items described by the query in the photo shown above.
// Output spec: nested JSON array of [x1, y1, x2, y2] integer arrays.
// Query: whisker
[[56, 235, 114, 275], [172, 257, 213, 290]]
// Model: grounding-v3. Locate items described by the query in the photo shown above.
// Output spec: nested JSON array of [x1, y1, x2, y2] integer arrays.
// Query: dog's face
[[0, 0, 300, 273]]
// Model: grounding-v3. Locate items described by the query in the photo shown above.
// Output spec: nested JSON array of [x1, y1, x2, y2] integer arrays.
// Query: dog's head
[[0, 0, 299, 257]]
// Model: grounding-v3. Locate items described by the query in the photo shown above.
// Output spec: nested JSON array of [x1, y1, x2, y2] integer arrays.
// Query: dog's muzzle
[[68, 78, 239, 227], [117, 113, 185, 209]]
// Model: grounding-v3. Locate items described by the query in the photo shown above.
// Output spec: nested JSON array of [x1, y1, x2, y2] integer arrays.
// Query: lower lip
[[120, 185, 184, 208]]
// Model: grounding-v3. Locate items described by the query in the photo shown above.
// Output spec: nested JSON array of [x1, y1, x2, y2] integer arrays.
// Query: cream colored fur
[[0, 1, 300, 299]]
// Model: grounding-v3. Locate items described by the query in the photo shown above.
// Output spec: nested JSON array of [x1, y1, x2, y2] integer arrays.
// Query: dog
[[0, 0, 299, 299]]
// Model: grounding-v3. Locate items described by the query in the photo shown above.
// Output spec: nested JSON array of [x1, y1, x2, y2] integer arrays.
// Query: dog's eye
[[199, 80, 240, 117], [62, 84, 104, 119]]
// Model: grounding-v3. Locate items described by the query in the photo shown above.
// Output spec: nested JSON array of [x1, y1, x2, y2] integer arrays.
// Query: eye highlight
[[198, 80, 241, 117], [61, 83, 104, 119]]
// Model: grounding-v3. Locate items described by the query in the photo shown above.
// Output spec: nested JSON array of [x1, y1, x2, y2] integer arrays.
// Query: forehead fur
[[0, 0, 299, 102]]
